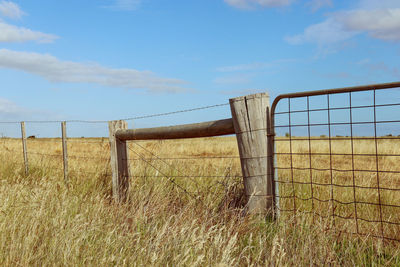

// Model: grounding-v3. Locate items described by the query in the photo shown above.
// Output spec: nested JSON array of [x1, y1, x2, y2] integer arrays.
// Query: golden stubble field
[[1, 136, 400, 266]]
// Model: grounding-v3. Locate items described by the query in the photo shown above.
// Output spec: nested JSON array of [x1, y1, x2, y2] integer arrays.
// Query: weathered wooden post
[[230, 93, 273, 214], [108, 120, 130, 202], [20, 121, 28, 175], [61, 121, 69, 186]]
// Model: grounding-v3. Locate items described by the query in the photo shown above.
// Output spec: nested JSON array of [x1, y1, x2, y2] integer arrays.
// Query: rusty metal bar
[[271, 81, 400, 112], [115, 118, 234, 141]]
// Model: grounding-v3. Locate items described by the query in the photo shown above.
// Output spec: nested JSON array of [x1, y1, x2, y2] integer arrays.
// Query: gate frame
[[270, 81, 400, 218]]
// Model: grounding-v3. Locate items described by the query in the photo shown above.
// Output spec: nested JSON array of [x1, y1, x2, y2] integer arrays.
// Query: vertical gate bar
[[373, 89, 385, 240], [267, 105, 278, 218], [20, 121, 28, 175], [327, 94, 336, 227], [306, 96, 315, 222], [288, 98, 296, 217], [349, 92, 360, 234]]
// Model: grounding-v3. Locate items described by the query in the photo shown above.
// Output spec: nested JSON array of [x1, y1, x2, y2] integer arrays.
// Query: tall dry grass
[[1, 136, 400, 266]]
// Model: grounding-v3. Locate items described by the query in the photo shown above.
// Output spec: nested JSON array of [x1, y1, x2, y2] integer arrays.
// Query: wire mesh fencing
[[272, 82, 400, 242], [124, 137, 244, 209]]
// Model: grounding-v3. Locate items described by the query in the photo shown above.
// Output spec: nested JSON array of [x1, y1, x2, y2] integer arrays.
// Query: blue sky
[[0, 0, 400, 137]]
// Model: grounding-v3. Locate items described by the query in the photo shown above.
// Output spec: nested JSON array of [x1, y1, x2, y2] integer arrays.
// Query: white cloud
[[307, 0, 332, 12], [104, 0, 141, 11], [0, 1, 24, 19], [224, 0, 293, 10], [357, 0, 400, 10], [340, 8, 400, 41], [0, 97, 24, 115], [0, 2, 57, 43], [0, 21, 58, 43], [285, 18, 357, 45], [0, 49, 188, 93], [287, 1, 400, 45]]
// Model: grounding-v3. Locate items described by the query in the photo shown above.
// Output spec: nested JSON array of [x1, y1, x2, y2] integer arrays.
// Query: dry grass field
[[1, 136, 400, 266]]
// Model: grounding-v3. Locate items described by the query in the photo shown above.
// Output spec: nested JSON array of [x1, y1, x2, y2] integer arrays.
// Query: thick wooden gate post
[[230, 93, 273, 215], [108, 120, 130, 202]]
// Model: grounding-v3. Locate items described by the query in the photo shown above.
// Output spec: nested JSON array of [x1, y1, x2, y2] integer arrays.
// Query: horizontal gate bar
[[271, 81, 400, 113], [115, 118, 235, 140]]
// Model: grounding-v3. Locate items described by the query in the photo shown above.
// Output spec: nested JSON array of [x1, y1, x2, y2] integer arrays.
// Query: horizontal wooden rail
[[115, 118, 235, 141]]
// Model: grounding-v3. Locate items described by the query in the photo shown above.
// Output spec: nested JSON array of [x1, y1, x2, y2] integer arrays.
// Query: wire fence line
[[0, 136, 242, 204], [0, 101, 242, 208]]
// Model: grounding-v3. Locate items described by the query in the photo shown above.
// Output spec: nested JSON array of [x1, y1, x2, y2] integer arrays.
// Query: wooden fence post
[[61, 121, 69, 186], [230, 93, 273, 215], [20, 122, 28, 175], [108, 120, 130, 202]]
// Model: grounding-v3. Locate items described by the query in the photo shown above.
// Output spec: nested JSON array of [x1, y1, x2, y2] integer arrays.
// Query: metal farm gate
[[271, 81, 400, 242]]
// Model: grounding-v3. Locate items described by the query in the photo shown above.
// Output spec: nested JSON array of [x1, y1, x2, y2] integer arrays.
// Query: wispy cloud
[[286, 1, 400, 46], [0, 97, 48, 122], [0, 98, 65, 131], [104, 0, 141, 11], [0, 97, 24, 116], [285, 17, 357, 45], [307, 0, 332, 12], [219, 88, 266, 95], [0, 1, 58, 43], [214, 73, 254, 84], [224, 0, 293, 10], [216, 59, 296, 72], [0, 1, 24, 19], [0, 49, 189, 93], [339, 8, 400, 41], [358, 60, 400, 78], [0, 21, 58, 43], [312, 69, 353, 79]]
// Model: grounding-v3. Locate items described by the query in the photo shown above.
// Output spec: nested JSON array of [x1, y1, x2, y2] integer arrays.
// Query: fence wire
[[125, 138, 243, 206], [0, 101, 241, 210], [272, 83, 400, 242]]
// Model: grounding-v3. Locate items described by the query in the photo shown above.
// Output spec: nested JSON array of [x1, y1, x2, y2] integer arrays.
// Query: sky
[[0, 0, 400, 137]]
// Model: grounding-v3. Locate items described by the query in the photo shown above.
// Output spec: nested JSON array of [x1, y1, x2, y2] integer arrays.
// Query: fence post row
[[20, 121, 28, 175], [229, 93, 274, 215], [108, 120, 130, 202], [61, 121, 69, 185]]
